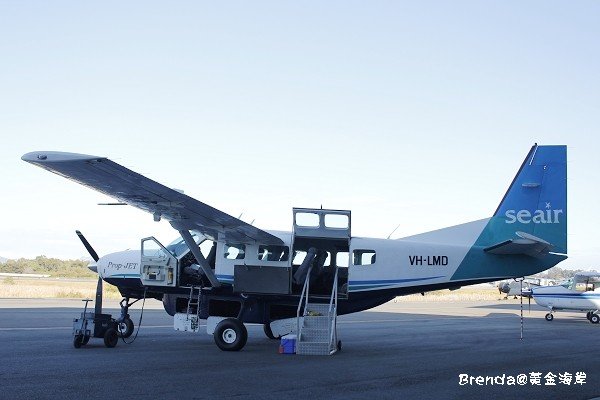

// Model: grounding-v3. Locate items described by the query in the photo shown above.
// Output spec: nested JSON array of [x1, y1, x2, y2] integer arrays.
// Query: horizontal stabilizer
[[484, 231, 552, 257]]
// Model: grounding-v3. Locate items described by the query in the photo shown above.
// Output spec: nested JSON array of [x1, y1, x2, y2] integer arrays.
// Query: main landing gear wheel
[[590, 314, 600, 324], [263, 323, 280, 340], [337, 340, 342, 352], [214, 318, 248, 351], [118, 318, 135, 338], [545, 313, 554, 321], [103, 328, 118, 348]]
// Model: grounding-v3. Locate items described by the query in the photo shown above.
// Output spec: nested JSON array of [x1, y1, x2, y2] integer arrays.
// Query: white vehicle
[[22, 144, 568, 353], [531, 272, 600, 324]]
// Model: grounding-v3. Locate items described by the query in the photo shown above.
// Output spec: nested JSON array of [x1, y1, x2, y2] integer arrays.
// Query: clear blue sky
[[0, 1, 598, 269]]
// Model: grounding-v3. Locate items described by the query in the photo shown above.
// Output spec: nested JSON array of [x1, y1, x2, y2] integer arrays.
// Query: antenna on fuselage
[[387, 223, 401, 239]]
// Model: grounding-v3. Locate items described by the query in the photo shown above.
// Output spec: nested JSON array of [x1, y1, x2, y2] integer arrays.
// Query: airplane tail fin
[[484, 144, 567, 254]]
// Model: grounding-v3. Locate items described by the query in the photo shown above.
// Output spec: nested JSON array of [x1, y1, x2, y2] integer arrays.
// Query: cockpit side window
[[166, 233, 203, 257], [199, 240, 214, 258]]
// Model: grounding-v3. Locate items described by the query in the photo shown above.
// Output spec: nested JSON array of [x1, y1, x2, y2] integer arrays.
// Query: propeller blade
[[75, 230, 103, 314], [95, 277, 103, 315], [76, 230, 99, 262], [528, 295, 531, 314]]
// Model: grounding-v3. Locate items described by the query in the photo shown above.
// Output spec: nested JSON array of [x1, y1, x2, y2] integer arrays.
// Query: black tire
[[103, 328, 118, 348], [545, 313, 554, 321], [118, 318, 135, 338], [263, 323, 279, 340], [337, 340, 342, 352], [590, 314, 600, 324], [214, 319, 248, 351], [81, 335, 90, 345], [73, 334, 84, 349]]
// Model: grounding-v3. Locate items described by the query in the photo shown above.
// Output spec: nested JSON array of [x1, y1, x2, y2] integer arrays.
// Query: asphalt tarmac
[[0, 298, 598, 400]]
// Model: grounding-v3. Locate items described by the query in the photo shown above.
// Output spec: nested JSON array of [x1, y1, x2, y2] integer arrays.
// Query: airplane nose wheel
[[214, 318, 248, 351], [118, 318, 135, 338], [545, 313, 554, 321], [118, 297, 141, 339]]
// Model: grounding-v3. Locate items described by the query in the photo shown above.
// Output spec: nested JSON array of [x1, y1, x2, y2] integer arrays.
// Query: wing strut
[[179, 230, 221, 288]]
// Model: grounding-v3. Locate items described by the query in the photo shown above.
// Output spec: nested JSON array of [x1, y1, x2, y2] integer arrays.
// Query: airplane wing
[[22, 151, 283, 245], [484, 231, 552, 257]]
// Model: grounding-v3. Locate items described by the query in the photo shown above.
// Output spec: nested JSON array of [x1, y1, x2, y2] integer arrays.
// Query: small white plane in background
[[529, 272, 600, 324], [497, 278, 538, 299]]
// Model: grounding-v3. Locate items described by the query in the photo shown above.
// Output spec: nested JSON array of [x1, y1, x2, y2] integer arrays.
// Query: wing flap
[[22, 151, 283, 245]]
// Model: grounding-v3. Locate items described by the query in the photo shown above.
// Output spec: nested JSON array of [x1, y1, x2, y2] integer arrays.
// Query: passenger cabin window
[[295, 212, 320, 227], [353, 250, 376, 265], [336, 252, 349, 268], [293, 250, 307, 265], [325, 214, 349, 229], [292, 250, 331, 266], [258, 245, 289, 262], [224, 243, 246, 260], [575, 283, 584, 292]]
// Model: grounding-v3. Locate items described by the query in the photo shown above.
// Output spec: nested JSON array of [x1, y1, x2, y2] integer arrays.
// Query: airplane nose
[[87, 262, 98, 273], [521, 288, 533, 298]]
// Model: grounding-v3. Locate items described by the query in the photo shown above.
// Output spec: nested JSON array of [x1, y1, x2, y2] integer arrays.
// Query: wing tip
[[21, 151, 104, 164]]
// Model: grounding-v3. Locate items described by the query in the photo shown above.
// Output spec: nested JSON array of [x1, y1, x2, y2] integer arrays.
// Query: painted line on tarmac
[[0, 325, 178, 331], [0, 315, 517, 331]]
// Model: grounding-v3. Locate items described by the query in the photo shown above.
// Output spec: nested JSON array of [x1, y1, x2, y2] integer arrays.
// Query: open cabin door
[[292, 208, 350, 299], [140, 237, 178, 287]]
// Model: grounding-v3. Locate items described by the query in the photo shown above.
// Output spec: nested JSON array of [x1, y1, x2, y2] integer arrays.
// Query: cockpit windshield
[[166, 233, 204, 257], [559, 279, 572, 289]]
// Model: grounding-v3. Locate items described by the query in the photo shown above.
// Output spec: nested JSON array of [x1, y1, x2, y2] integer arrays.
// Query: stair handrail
[[328, 266, 339, 353], [296, 265, 313, 339]]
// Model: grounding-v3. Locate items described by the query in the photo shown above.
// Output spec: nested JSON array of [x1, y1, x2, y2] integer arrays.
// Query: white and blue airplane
[[530, 272, 600, 324], [22, 144, 568, 351]]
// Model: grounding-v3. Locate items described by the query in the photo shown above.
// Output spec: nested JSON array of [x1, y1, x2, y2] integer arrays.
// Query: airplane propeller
[[75, 230, 103, 316]]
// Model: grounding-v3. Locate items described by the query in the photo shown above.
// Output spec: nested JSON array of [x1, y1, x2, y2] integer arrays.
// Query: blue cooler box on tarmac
[[279, 334, 296, 354]]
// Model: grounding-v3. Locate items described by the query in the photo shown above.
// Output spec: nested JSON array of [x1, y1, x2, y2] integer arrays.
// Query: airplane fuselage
[[98, 221, 565, 324], [532, 286, 600, 312]]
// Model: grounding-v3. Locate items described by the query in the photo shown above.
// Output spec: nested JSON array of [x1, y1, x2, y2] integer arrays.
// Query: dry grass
[[0, 277, 122, 299], [1, 277, 502, 302]]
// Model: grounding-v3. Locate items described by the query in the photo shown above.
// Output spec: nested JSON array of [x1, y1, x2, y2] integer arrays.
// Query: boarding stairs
[[296, 266, 340, 355]]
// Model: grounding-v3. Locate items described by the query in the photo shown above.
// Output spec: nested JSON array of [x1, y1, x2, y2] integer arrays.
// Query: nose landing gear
[[117, 297, 140, 338]]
